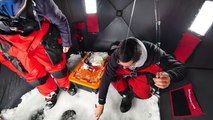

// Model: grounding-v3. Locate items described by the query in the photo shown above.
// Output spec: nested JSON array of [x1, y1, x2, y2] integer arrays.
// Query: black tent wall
[[55, 0, 213, 69], [1, 0, 213, 119], [0, 65, 33, 111]]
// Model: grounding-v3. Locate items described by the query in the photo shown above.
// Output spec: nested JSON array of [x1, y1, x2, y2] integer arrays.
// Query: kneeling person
[[95, 37, 185, 119]]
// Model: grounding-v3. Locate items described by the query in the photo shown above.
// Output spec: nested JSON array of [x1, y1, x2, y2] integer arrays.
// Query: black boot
[[120, 94, 134, 113], [63, 82, 77, 96], [45, 88, 59, 110], [68, 83, 77, 96], [119, 87, 134, 113]]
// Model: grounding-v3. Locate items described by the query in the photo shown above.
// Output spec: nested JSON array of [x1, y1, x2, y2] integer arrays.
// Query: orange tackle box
[[69, 52, 108, 93]]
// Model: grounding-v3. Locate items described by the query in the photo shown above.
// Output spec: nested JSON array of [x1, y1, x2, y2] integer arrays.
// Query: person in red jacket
[[95, 37, 185, 119], [0, 0, 77, 109]]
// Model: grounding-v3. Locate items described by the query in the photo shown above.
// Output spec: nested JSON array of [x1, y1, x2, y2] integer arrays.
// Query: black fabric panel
[[94, 17, 134, 51], [51, 67, 67, 79], [122, 0, 156, 42], [185, 33, 213, 69], [109, 0, 133, 10], [28, 75, 47, 87], [54, 0, 86, 24], [0, 65, 33, 111], [160, 68, 213, 120], [171, 88, 191, 116], [97, 0, 116, 31]]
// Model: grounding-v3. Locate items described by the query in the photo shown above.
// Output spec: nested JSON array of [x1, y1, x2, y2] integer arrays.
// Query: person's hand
[[63, 47, 70, 53], [95, 104, 104, 120], [153, 72, 171, 89]]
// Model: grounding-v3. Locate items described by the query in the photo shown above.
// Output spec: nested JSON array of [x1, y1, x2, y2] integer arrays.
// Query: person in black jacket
[[95, 37, 185, 119]]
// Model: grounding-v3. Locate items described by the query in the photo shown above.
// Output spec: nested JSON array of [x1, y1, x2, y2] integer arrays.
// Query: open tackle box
[[69, 52, 108, 93]]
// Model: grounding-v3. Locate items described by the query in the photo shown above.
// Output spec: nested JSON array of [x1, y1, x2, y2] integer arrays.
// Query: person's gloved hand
[[153, 72, 171, 89], [95, 104, 104, 120], [63, 47, 70, 53]]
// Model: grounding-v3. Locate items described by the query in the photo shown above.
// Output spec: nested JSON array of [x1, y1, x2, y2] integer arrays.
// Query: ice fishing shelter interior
[[1, 0, 213, 119]]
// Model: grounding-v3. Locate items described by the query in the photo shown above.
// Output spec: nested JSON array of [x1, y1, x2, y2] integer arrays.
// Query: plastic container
[[69, 52, 107, 92]]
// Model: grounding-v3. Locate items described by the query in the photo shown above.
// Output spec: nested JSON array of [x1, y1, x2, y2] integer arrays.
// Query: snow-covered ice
[[1, 85, 160, 120]]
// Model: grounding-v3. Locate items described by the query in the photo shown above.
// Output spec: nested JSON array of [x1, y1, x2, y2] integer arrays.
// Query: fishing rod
[[154, 0, 161, 99], [126, 0, 137, 38]]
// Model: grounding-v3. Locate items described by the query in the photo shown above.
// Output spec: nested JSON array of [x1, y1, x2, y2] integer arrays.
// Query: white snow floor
[[1, 54, 160, 120], [1, 85, 160, 120]]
